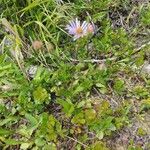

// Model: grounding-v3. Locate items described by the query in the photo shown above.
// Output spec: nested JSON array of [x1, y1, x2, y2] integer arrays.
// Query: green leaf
[[96, 83, 105, 88], [0, 128, 14, 136], [96, 131, 104, 140], [85, 109, 96, 122], [137, 127, 147, 136], [89, 141, 109, 150], [33, 86, 48, 104], [46, 125, 57, 141], [43, 143, 57, 150], [35, 138, 46, 146], [0, 54, 6, 64], [57, 99, 74, 117], [113, 79, 125, 93], [141, 98, 150, 111], [20, 142, 33, 150], [0, 64, 12, 71], [25, 113, 38, 126], [73, 85, 84, 95], [141, 7, 150, 26], [48, 115, 56, 127], [18, 125, 36, 138], [71, 112, 85, 125], [135, 52, 144, 67], [3, 139, 23, 145], [0, 116, 17, 126], [77, 101, 86, 108]]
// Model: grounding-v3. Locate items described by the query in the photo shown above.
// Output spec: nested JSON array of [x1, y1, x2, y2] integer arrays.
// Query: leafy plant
[[0, 0, 149, 149]]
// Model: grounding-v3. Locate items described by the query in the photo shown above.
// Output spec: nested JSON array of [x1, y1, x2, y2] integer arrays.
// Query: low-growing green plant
[[0, 0, 150, 149]]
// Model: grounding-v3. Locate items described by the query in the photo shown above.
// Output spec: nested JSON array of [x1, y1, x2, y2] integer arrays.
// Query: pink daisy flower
[[87, 22, 96, 34], [66, 18, 89, 41]]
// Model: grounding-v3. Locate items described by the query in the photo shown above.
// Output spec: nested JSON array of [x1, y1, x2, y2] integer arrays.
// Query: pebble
[[27, 65, 38, 78], [141, 62, 150, 74]]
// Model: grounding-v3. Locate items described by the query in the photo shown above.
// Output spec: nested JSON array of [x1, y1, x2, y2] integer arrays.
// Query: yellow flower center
[[76, 27, 83, 34]]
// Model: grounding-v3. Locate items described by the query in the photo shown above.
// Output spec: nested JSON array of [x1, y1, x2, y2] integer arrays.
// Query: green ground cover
[[0, 0, 150, 149]]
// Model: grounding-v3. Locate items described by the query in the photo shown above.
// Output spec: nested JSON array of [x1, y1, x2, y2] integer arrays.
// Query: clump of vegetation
[[0, 0, 150, 149]]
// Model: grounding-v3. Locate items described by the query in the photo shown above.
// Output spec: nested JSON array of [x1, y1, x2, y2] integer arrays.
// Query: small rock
[[141, 62, 150, 74], [1, 84, 12, 91], [27, 65, 38, 78], [1, 36, 23, 60], [98, 62, 107, 70]]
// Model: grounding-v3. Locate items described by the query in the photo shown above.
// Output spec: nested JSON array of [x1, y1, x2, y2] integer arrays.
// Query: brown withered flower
[[32, 40, 43, 50]]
